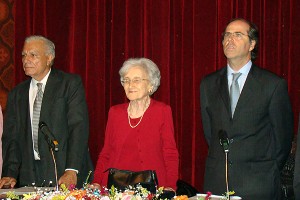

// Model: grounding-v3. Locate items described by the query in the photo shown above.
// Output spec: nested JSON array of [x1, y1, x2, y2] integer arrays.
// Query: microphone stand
[[40, 123, 59, 191], [50, 148, 59, 191], [225, 151, 229, 200], [219, 130, 230, 200]]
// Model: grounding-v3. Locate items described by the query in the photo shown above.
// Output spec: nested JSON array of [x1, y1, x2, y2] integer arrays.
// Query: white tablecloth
[[0, 187, 54, 195], [189, 194, 242, 200]]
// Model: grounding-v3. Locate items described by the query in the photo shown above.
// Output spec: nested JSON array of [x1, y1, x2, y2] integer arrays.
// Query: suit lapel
[[40, 69, 60, 118], [234, 65, 259, 116], [17, 80, 36, 162], [217, 68, 231, 116], [19, 81, 31, 131]]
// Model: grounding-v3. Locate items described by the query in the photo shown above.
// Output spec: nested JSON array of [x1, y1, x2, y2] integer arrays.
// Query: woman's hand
[[88, 183, 101, 190]]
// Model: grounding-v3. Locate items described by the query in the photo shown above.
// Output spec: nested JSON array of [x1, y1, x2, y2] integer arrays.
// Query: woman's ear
[[149, 86, 154, 93]]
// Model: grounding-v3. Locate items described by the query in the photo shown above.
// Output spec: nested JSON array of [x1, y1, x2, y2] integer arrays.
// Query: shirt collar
[[31, 69, 51, 88], [227, 60, 252, 76]]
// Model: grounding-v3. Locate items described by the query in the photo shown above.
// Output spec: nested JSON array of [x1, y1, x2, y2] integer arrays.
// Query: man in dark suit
[[200, 18, 293, 199], [0, 35, 92, 188]]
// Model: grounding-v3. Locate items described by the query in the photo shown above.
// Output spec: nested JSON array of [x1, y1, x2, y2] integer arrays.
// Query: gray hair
[[119, 58, 161, 95], [25, 35, 55, 66]]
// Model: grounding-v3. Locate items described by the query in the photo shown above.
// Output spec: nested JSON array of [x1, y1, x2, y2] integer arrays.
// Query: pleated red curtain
[[13, 0, 300, 191]]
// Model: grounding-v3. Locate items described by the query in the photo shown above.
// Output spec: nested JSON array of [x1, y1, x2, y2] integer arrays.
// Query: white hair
[[25, 35, 55, 66], [119, 58, 161, 95]]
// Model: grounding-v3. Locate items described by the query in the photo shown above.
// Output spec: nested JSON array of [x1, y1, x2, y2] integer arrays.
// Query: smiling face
[[123, 66, 153, 101], [222, 20, 256, 67], [22, 39, 53, 81]]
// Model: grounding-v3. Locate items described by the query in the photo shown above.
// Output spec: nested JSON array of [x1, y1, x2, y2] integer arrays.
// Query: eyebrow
[[124, 76, 143, 79]]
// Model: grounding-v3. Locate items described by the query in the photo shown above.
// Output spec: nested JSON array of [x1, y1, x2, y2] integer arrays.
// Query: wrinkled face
[[22, 40, 53, 81], [222, 20, 255, 62], [122, 66, 152, 101]]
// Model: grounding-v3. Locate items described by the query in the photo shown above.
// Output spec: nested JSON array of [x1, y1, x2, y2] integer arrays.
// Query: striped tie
[[32, 83, 43, 154]]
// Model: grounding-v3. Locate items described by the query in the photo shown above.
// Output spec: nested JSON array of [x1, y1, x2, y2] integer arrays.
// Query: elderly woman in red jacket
[[93, 58, 179, 190]]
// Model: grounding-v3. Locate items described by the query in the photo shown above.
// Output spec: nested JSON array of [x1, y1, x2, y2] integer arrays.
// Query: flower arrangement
[[5, 184, 179, 200], [4, 170, 236, 200], [4, 171, 180, 200]]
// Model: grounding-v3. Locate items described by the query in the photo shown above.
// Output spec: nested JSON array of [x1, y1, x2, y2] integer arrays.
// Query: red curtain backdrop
[[0, 0, 14, 112], [12, 0, 300, 191]]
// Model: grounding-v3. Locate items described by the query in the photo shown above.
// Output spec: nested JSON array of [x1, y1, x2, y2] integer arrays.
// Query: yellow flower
[[174, 195, 189, 200], [52, 195, 66, 200], [6, 191, 20, 199]]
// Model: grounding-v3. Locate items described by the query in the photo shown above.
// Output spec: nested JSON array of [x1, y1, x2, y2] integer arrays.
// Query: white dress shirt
[[227, 60, 252, 93], [29, 70, 51, 160]]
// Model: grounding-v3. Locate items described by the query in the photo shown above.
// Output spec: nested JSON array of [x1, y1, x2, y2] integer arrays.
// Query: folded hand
[[58, 170, 77, 188], [0, 177, 17, 189]]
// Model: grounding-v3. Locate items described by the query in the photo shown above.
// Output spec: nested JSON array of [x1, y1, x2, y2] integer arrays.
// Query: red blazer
[[93, 99, 179, 189]]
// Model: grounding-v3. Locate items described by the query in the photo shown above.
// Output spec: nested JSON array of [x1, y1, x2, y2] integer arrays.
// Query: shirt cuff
[[65, 168, 79, 174]]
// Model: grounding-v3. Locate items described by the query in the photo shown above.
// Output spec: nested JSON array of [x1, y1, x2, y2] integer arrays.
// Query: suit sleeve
[[161, 105, 179, 189], [200, 79, 212, 146], [1, 90, 21, 178], [65, 76, 90, 172], [268, 79, 293, 170]]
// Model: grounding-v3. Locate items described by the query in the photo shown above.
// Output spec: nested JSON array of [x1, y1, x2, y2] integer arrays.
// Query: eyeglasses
[[222, 32, 249, 40], [121, 78, 148, 85]]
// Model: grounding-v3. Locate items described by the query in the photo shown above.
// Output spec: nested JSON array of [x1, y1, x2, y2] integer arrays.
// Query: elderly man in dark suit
[[0, 35, 92, 188], [200, 18, 293, 199]]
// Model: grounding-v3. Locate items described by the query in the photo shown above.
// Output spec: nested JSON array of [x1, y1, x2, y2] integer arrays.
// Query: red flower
[[68, 184, 76, 191], [147, 193, 154, 200], [205, 191, 212, 200]]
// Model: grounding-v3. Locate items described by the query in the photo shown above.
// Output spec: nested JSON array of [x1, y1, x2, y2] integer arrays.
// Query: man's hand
[[0, 177, 17, 189], [58, 170, 77, 188]]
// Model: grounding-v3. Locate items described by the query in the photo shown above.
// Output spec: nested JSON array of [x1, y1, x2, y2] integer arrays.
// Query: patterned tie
[[230, 73, 242, 116], [32, 83, 43, 154]]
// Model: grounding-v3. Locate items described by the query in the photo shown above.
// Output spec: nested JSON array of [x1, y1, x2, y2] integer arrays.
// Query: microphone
[[219, 130, 229, 153], [39, 122, 59, 151], [39, 121, 59, 191], [219, 130, 230, 199]]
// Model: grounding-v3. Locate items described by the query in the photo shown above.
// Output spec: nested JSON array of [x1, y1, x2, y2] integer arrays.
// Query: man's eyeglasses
[[222, 32, 249, 40], [121, 78, 148, 85]]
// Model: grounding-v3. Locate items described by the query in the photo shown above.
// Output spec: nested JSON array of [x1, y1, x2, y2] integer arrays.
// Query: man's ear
[[249, 40, 256, 52], [47, 55, 54, 66]]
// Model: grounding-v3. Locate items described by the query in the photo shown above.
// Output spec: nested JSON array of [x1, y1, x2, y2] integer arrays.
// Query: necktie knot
[[232, 72, 242, 83], [37, 83, 43, 91]]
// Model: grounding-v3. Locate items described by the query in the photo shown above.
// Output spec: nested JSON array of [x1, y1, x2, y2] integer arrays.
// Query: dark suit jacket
[[2, 68, 93, 187], [294, 116, 300, 199], [200, 64, 293, 200]]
